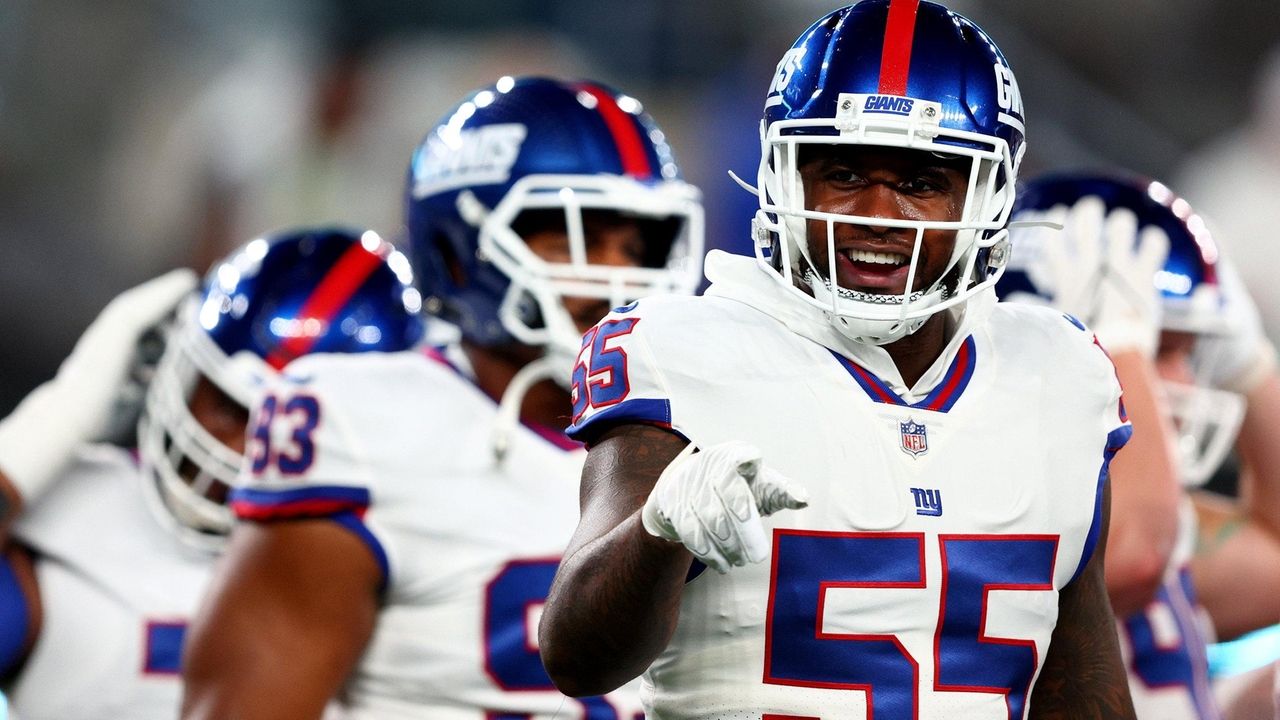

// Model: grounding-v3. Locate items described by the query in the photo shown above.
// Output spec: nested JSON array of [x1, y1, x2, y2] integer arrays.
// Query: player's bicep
[[564, 423, 687, 561], [232, 368, 392, 588], [181, 520, 380, 720], [1030, 481, 1136, 719]]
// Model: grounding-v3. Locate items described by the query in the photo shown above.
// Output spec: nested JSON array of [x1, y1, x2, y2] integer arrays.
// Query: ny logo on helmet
[[993, 61, 1024, 131], [765, 48, 806, 108]]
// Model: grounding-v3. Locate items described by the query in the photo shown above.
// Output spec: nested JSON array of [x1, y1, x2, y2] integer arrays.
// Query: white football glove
[[1039, 196, 1170, 358], [1192, 255, 1277, 395], [641, 441, 809, 574], [0, 269, 197, 502]]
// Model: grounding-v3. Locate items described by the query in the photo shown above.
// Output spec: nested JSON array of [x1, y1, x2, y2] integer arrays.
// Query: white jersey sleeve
[[230, 350, 444, 587], [1046, 308, 1134, 578], [566, 301, 683, 444]]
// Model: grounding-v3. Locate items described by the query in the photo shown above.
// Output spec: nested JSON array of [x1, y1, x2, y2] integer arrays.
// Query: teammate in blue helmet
[[1003, 172, 1280, 720], [181, 77, 702, 719], [0, 227, 421, 719], [542, 2, 1136, 718], [406, 75, 704, 453], [1002, 173, 1239, 485], [1001, 173, 1212, 719], [138, 228, 424, 550]]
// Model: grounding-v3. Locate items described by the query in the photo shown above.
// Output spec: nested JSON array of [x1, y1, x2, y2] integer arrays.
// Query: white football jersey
[[1118, 499, 1220, 720], [233, 348, 644, 720], [564, 254, 1131, 720], [5, 444, 211, 720]]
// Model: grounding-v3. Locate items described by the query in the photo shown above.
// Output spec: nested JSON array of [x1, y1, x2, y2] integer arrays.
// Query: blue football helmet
[[1000, 173, 1244, 486], [405, 76, 704, 370], [751, 0, 1025, 345], [1002, 173, 1224, 333], [138, 227, 424, 550]]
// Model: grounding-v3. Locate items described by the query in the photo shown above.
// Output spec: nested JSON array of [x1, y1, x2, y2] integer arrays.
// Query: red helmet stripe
[[577, 83, 654, 179], [878, 0, 921, 95], [266, 239, 387, 370]]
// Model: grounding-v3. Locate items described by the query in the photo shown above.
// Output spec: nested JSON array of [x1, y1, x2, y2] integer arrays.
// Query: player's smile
[[799, 145, 967, 297], [832, 240, 914, 292]]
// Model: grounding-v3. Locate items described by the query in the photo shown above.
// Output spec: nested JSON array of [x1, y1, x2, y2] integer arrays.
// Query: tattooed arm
[[1030, 481, 1137, 720], [539, 423, 692, 697]]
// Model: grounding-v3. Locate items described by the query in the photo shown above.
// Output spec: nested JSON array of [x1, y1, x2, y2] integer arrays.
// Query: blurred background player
[[180, 76, 703, 719], [1172, 219, 1280, 720], [1000, 172, 1280, 719], [1178, 251, 1280, 644], [0, 227, 423, 719], [541, 2, 1138, 717]]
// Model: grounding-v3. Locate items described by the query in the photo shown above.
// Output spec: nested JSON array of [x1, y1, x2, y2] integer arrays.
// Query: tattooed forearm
[[540, 423, 691, 697], [580, 423, 690, 514], [1029, 565, 1136, 718], [1030, 483, 1137, 719]]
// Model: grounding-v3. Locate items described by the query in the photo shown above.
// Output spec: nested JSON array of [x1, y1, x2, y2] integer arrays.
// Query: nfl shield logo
[[900, 419, 928, 457]]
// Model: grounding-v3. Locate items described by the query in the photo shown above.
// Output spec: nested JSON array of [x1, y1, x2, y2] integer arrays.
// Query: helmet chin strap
[[491, 354, 563, 463], [804, 269, 950, 345], [490, 302, 581, 462]]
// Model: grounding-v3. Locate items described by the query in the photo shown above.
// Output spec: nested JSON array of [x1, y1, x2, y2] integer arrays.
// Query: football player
[[0, 227, 423, 718], [1178, 251, 1280, 644], [539, 2, 1137, 718], [1002, 172, 1280, 719], [179, 76, 704, 719], [1164, 215, 1280, 720], [1000, 174, 1218, 719]]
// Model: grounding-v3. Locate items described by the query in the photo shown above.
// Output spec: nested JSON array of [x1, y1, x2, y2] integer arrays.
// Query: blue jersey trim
[[0, 554, 29, 676], [329, 511, 390, 594], [143, 621, 187, 675], [230, 486, 385, 590], [1071, 423, 1134, 584], [230, 485, 371, 522], [831, 336, 977, 413], [566, 397, 674, 441]]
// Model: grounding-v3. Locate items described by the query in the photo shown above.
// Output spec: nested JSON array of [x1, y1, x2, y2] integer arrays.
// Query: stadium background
[[2, 0, 1280, 414]]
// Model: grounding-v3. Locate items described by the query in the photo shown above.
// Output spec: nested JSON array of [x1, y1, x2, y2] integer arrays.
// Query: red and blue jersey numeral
[[249, 393, 321, 476], [483, 559, 636, 719], [572, 318, 639, 421], [765, 531, 925, 719], [765, 531, 1058, 720], [934, 535, 1058, 720]]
